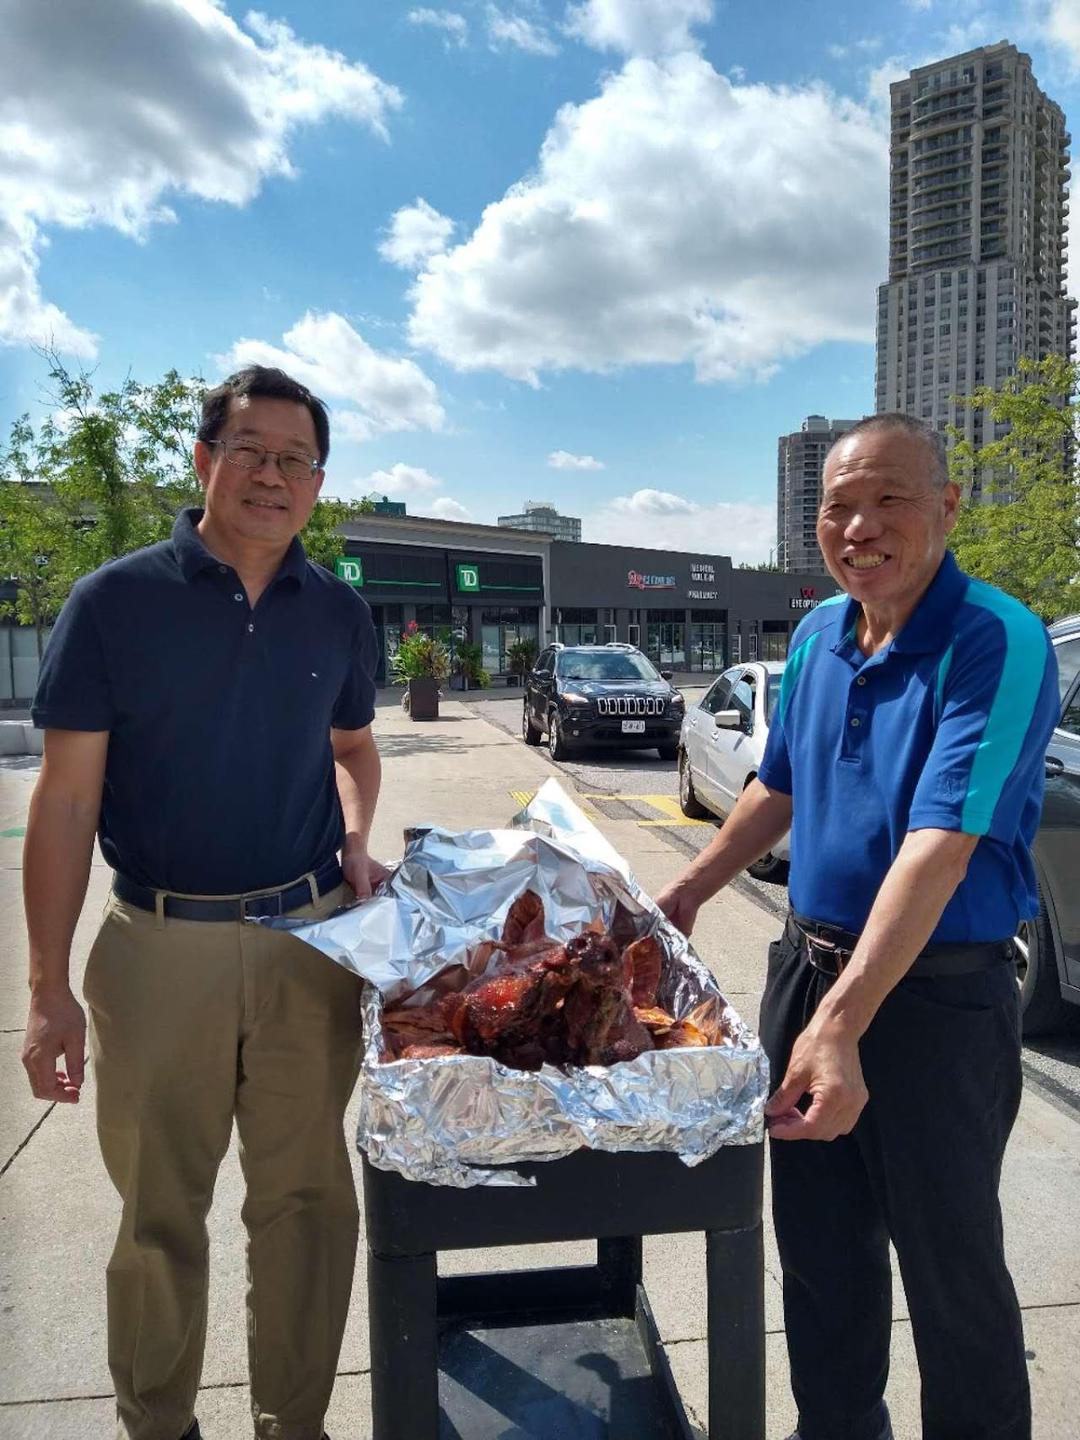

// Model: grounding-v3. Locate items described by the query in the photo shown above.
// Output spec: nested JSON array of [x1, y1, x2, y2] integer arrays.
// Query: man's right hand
[[655, 878, 703, 938], [22, 988, 86, 1103]]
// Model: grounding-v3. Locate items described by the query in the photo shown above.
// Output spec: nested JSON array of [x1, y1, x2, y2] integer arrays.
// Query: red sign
[[800, 586, 816, 599]]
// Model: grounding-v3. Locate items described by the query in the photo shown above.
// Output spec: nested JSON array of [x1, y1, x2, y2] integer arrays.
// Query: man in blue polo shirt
[[658, 414, 1058, 1440], [21, 366, 386, 1440]]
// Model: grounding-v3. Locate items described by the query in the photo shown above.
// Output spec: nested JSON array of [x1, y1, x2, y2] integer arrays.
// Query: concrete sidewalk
[[2, 695, 1078, 1438]]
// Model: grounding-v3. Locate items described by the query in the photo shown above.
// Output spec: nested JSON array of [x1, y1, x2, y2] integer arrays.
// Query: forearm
[[336, 742, 381, 855], [816, 827, 978, 1040], [677, 779, 792, 901], [24, 787, 99, 995]]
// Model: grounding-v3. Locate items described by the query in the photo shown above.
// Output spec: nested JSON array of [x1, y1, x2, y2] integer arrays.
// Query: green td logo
[[456, 563, 480, 593], [335, 557, 364, 587]]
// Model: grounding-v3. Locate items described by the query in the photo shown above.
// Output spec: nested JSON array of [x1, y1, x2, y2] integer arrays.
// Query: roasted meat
[[381, 890, 722, 1069]]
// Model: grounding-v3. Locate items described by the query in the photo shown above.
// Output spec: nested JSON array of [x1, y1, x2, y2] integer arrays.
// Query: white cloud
[[0, 1, 401, 357], [359, 462, 442, 496], [219, 311, 446, 444], [583, 491, 774, 563], [548, 449, 605, 470], [379, 199, 455, 269], [408, 55, 887, 385], [407, 8, 468, 46], [827, 37, 883, 60], [487, 7, 559, 56], [423, 496, 472, 521], [564, 0, 713, 56], [1044, 0, 1080, 68]]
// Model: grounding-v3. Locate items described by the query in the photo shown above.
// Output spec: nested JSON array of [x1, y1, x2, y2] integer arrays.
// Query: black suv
[[522, 643, 684, 761]]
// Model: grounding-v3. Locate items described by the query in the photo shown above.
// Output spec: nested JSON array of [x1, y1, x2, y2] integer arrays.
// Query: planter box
[[408, 676, 440, 721]]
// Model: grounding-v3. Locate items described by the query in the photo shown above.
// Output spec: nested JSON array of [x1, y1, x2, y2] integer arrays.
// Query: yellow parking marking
[[581, 793, 713, 828], [509, 789, 598, 820]]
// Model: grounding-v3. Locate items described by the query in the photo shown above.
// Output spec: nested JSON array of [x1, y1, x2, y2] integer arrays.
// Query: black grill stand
[[363, 1143, 764, 1439]]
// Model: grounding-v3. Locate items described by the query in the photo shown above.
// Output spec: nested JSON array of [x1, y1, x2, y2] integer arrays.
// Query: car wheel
[[549, 712, 575, 761], [522, 700, 542, 746], [678, 751, 710, 819], [1015, 889, 1072, 1037], [656, 741, 679, 762], [747, 851, 790, 885]]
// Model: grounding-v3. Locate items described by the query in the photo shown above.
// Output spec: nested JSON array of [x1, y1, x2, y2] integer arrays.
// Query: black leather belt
[[113, 859, 343, 922], [786, 912, 1014, 979]]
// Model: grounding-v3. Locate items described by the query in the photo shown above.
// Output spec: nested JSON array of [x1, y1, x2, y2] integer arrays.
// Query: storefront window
[[555, 607, 599, 646], [689, 611, 726, 672], [481, 606, 540, 673], [761, 622, 790, 661], [645, 610, 685, 668]]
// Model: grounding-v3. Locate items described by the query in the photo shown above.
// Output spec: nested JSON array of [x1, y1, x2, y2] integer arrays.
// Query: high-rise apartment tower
[[875, 42, 1074, 458], [777, 416, 860, 573], [497, 500, 582, 542]]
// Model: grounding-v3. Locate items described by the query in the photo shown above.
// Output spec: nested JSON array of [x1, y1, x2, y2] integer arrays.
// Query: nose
[[251, 454, 287, 485], [844, 506, 882, 542]]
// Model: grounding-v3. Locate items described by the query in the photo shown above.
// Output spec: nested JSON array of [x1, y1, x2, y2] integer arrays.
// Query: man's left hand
[[765, 1018, 868, 1142], [342, 849, 392, 901]]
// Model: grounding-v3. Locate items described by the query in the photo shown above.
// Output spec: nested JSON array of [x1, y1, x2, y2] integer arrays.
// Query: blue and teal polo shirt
[[757, 551, 1059, 942]]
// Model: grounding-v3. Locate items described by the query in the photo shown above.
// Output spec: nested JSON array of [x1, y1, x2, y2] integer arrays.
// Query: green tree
[[948, 354, 1080, 621], [300, 494, 376, 571]]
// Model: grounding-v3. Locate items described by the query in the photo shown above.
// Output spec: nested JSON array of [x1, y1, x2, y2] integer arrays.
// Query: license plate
[[621, 719, 646, 734]]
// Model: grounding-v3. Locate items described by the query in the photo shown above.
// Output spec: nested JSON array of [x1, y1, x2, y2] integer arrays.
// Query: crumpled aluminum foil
[[270, 778, 768, 1187]]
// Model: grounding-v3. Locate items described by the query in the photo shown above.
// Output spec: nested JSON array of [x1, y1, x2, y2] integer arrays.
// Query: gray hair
[[826, 413, 950, 489]]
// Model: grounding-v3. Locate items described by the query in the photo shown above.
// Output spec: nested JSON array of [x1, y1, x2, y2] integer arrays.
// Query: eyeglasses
[[207, 438, 321, 483]]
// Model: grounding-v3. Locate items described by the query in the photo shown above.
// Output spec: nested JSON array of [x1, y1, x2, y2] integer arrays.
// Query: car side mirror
[[660, 669, 674, 680], [714, 709, 742, 729]]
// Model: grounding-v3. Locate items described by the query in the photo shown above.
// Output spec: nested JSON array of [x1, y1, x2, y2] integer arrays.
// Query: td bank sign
[[334, 557, 364, 587]]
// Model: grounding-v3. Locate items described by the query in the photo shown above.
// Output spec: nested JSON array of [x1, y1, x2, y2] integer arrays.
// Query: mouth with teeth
[[243, 497, 288, 512], [843, 552, 889, 571]]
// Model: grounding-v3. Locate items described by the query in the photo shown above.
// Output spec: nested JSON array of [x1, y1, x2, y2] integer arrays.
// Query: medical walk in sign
[[335, 557, 364, 587]]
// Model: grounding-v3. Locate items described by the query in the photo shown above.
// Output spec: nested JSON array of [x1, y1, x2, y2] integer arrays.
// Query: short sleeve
[[758, 705, 793, 795], [331, 599, 378, 731], [908, 613, 1059, 840], [31, 579, 114, 732]]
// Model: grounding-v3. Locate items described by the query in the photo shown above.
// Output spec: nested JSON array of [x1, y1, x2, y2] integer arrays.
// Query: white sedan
[[677, 660, 790, 882]]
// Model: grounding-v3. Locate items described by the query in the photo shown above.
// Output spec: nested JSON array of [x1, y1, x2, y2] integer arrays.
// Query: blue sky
[[1, 0, 1078, 561]]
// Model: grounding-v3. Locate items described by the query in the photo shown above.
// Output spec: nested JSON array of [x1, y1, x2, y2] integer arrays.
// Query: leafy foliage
[[948, 355, 1080, 622], [389, 621, 451, 684]]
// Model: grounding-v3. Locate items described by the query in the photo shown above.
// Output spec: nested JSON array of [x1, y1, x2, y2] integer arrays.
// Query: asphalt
[[1, 691, 1079, 1438]]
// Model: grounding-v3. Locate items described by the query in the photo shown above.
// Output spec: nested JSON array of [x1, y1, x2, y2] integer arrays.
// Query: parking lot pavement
[[3, 694, 1079, 1439]]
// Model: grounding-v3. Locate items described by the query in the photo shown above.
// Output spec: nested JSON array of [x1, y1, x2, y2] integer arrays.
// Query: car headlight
[[669, 693, 685, 711], [562, 692, 590, 706]]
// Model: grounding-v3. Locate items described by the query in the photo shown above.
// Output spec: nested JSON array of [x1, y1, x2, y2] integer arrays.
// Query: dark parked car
[[522, 643, 684, 761], [1019, 613, 1080, 1035]]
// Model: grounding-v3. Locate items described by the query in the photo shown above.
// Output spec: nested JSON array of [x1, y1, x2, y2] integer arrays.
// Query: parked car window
[[1060, 678, 1080, 737], [730, 671, 756, 726], [535, 648, 555, 675], [766, 674, 782, 724], [1054, 636, 1080, 706], [702, 672, 737, 714], [556, 651, 661, 682]]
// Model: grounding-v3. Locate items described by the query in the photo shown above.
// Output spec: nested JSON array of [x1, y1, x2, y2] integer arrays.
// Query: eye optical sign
[[456, 563, 481, 592], [335, 557, 364, 587]]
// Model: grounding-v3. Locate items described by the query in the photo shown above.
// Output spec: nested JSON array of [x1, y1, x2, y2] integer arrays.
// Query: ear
[[313, 467, 326, 501], [941, 480, 961, 536], [193, 439, 213, 493]]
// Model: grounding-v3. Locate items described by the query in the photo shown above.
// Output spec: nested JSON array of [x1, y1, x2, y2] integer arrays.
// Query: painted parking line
[[581, 793, 713, 828], [509, 789, 599, 820]]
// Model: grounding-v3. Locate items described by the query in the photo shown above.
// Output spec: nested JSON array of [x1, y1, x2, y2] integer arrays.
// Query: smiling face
[[817, 427, 960, 629], [193, 394, 324, 553]]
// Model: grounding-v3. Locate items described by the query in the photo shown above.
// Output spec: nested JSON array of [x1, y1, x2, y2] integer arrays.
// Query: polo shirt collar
[[171, 508, 308, 587], [829, 551, 965, 660]]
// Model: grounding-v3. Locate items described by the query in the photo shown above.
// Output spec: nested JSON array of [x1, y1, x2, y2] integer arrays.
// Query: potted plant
[[454, 641, 489, 692], [390, 621, 450, 720], [506, 636, 539, 687]]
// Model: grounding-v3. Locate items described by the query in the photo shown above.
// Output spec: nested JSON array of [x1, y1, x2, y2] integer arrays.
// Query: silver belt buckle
[[806, 935, 847, 977]]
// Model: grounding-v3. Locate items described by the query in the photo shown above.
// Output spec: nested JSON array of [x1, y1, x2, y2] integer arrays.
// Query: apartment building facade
[[875, 42, 1074, 466], [776, 415, 859, 574]]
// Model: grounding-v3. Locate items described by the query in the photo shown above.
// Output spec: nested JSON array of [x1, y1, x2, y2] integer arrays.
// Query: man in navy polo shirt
[[21, 366, 387, 1440], [658, 414, 1058, 1440]]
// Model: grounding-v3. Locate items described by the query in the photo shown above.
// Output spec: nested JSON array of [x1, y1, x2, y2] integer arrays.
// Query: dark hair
[[827, 412, 949, 489], [197, 366, 331, 465]]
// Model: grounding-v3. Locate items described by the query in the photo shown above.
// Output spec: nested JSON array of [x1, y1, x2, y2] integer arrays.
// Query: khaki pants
[[85, 881, 363, 1440]]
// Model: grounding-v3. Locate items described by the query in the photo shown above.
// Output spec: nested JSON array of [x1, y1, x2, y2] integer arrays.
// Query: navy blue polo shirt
[[32, 509, 378, 895], [758, 552, 1059, 943]]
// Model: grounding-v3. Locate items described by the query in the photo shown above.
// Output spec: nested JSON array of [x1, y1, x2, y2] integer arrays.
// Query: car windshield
[[767, 675, 781, 724], [558, 651, 661, 682]]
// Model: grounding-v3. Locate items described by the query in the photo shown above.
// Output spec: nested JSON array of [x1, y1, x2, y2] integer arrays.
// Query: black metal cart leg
[[705, 1222, 765, 1440], [597, 1235, 643, 1316], [368, 1247, 439, 1440]]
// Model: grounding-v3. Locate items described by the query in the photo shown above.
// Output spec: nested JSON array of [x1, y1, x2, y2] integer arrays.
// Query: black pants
[[759, 928, 1030, 1440]]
